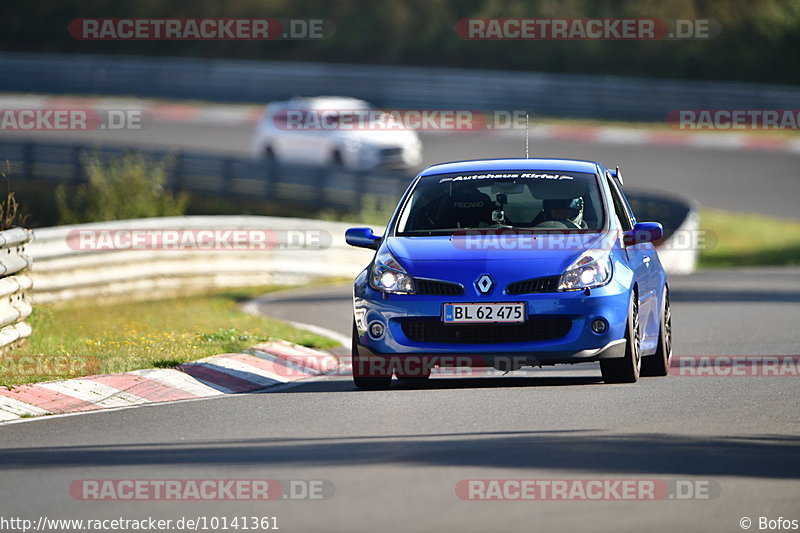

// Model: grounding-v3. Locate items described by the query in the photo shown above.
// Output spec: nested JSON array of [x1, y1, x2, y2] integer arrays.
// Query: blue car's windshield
[[395, 170, 605, 235]]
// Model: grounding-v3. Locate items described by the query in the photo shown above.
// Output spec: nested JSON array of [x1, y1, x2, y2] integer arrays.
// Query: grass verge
[[3, 285, 340, 388], [699, 208, 800, 268]]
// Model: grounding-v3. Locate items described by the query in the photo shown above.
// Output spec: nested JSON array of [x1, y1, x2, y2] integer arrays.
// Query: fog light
[[369, 321, 385, 339], [591, 318, 607, 334]]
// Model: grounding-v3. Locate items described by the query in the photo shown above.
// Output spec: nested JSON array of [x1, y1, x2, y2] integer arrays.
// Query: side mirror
[[624, 222, 663, 246], [345, 227, 382, 250]]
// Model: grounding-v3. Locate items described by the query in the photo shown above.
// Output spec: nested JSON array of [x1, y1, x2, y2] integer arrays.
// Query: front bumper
[[355, 143, 422, 170], [354, 275, 631, 367]]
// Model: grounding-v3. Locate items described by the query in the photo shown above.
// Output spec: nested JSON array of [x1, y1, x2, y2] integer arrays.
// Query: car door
[[606, 173, 659, 348], [272, 108, 315, 163]]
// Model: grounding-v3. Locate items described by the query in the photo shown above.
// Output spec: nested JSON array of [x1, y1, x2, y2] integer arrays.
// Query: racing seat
[[442, 184, 494, 229]]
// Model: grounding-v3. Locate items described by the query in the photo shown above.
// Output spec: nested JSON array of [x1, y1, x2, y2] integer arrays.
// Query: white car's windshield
[[396, 170, 605, 235]]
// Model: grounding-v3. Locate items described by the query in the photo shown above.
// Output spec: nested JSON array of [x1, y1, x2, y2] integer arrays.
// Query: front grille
[[380, 147, 403, 158], [506, 275, 561, 295], [400, 317, 573, 344], [414, 278, 464, 296]]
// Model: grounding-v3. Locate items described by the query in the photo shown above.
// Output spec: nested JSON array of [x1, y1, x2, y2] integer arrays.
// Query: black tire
[[641, 286, 672, 377], [351, 319, 392, 390], [600, 290, 641, 383]]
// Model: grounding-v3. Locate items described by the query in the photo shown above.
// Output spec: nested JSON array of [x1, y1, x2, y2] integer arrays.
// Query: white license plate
[[442, 302, 526, 324]]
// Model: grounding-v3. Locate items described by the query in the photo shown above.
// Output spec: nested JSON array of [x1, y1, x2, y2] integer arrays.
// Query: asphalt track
[[0, 121, 798, 532], [1, 268, 799, 533], [2, 122, 800, 218]]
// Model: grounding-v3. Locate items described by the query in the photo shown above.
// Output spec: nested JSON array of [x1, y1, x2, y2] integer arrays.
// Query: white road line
[[193, 107, 257, 125], [285, 320, 350, 347], [597, 128, 649, 145], [239, 301, 349, 347], [690, 134, 746, 150]]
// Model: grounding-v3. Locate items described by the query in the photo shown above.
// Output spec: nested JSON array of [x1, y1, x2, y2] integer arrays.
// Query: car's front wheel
[[600, 291, 641, 383], [351, 320, 392, 390], [641, 286, 672, 377]]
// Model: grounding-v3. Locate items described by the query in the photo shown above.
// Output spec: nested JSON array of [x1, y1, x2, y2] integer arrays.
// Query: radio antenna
[[525, 112, 529, 158]]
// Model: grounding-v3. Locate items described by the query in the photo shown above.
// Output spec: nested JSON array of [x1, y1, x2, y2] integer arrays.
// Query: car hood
[[386, 233, 613, 280]]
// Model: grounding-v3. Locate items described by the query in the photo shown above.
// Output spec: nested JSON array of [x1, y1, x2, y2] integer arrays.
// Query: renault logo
[[475, 274, 494, 294]]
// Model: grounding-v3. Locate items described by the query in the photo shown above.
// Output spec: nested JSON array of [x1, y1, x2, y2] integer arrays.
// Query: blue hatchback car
[[345, 158, 672, 389]]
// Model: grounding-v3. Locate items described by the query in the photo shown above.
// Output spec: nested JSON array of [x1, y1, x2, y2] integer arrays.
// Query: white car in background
[[251, 96, 422, 170]]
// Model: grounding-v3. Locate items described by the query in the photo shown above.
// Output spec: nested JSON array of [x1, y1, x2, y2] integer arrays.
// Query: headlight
[[370, 250, 414, 294], [558, 249, 612, 291]]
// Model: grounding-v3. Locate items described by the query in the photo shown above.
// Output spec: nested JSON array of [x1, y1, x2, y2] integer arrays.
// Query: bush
[[56, 153, 189, 224], [0, 162, 31, 230], [0, 191, 29, 231]]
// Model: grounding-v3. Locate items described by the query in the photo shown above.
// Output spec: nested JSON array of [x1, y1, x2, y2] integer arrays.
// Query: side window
[[606, 175, 633, 231]]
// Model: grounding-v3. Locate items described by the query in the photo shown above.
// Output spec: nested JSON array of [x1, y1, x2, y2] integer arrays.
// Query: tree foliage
[[2, 0, 798, 84]]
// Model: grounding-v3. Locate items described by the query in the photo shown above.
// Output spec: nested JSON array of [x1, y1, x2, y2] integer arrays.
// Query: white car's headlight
[[370, 250, 414, 294], [558, 249, 612, 291]]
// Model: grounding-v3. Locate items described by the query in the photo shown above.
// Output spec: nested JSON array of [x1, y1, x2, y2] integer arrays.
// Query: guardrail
[[2, 52, 800, 120], [0, 140, 408, 212], [28, 216, 374, 303], [0, 228, 33, 351]]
